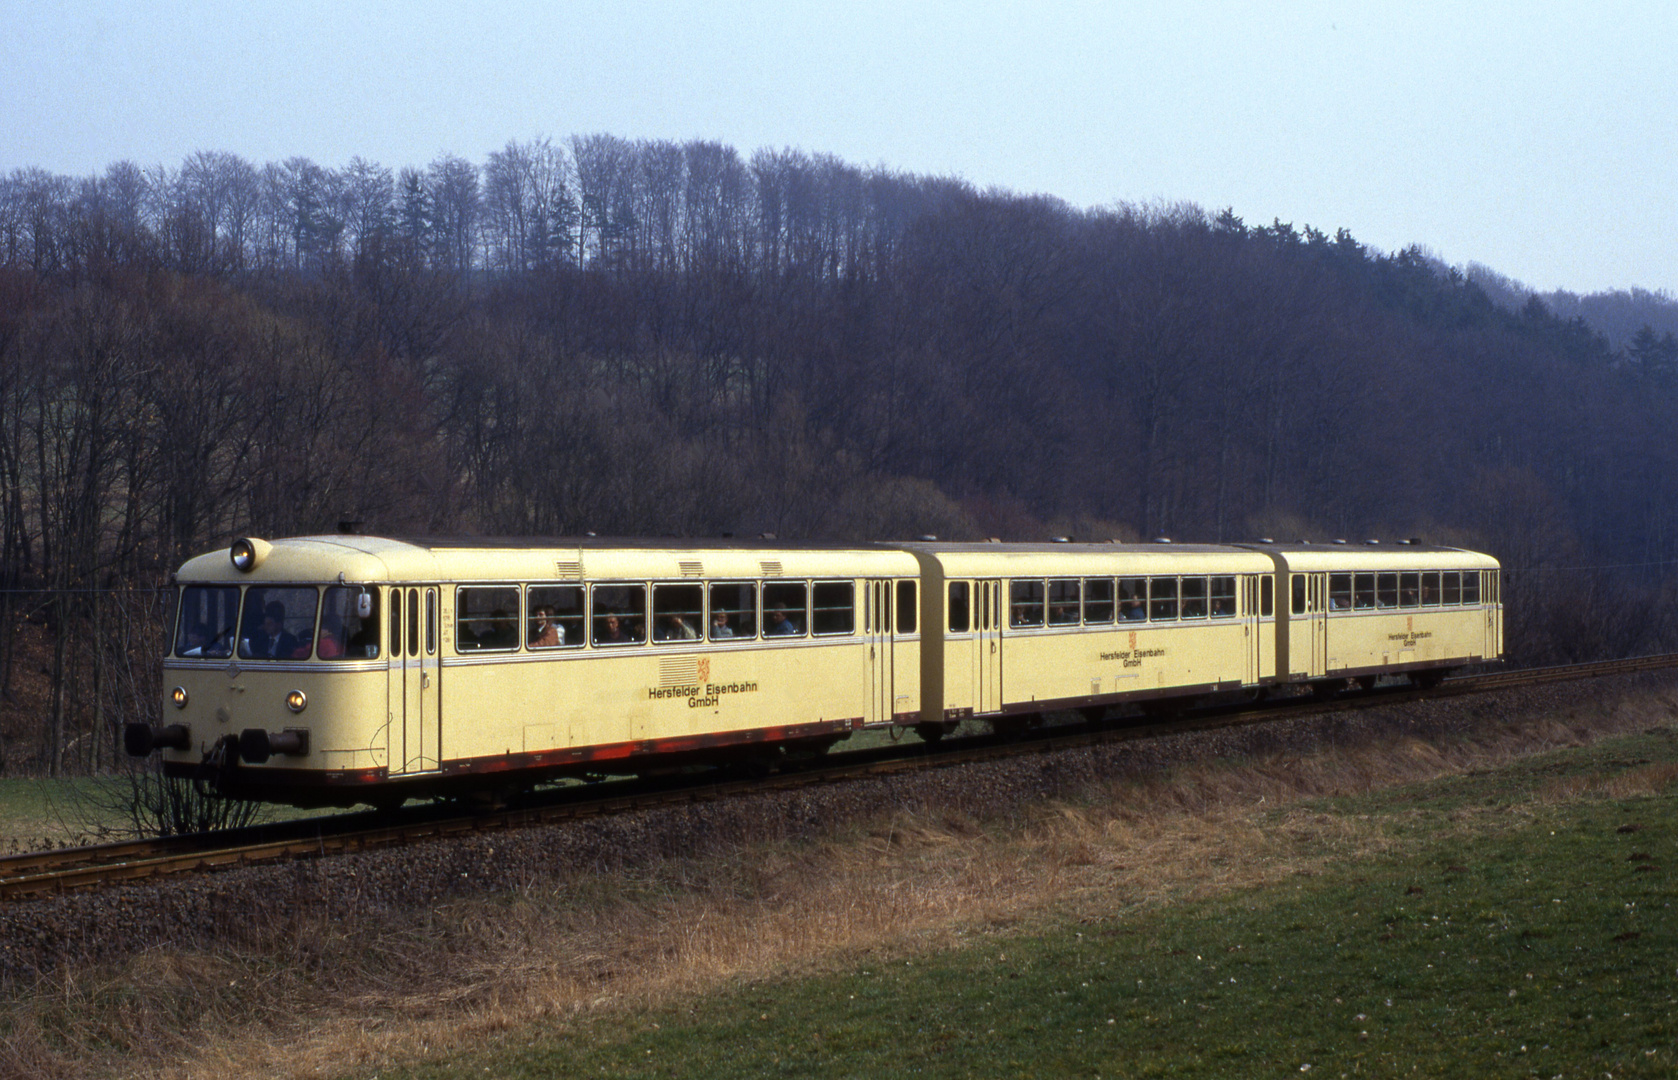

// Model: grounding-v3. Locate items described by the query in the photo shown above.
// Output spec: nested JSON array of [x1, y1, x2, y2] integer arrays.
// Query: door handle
[[421, 673, 431, 689]]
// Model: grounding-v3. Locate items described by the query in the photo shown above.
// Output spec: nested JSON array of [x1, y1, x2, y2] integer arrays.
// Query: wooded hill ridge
[[2, 136, 1678, 775]]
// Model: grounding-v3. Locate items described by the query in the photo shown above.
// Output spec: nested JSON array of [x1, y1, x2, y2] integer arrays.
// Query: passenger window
[[810, 581, 852, 635], [1461, 571, 1480, 604], [897, 580, 917, 634], [1009, 580, 1045, 627], [1421, 572, 1441, 606], [1210, 577, 1236, 618], [1328, 574, 1352, 611], [948, 581, 971, 633], [408, 589, 419, 657], [1048, 579, 1081, 625], [1377, 573, 1398, 609], [1118, 578, 1147, 621], [709, 581, 756, 641], [652, 583, 704, 643], [1260, 575, 1273, 617], [1442, 572, 1461, 605], [1400, 572, 1420, 608], [763, 581, 807, 636], [1151, 577, 1179, 621], [1290, 574, 1306, 616], [456, 586, 520, 651], [238, 586, 320, 660], [175, 584, 240, 658], [591, 583, 647, 645], [1181, 577, 1208, 619], [1354, 574, 1376, 609], [1084, 579, 1115, 624], [389, 588, 402, 658], [527, 585, 584, 648], [319, 586, 380, 659]]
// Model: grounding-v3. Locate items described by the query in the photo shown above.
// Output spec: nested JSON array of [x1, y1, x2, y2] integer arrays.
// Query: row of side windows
[[1291, 571, 1487, 615], [951, 576, 1268, 633], [454, 579, 893, 652]]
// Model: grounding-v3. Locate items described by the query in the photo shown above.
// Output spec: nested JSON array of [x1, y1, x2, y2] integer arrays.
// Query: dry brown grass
[[6, 682, 1678, 1080]]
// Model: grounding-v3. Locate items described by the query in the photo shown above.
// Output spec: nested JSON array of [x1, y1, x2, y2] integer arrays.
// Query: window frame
[[526, 584, 585, 650], [947, 580, 971, 634], [1084, 578, 1115, 624], [455, 584, 521, 652], [708, 580, 758, 642], [1009, 579, 1045, 628], [1150, 576, 1180, 622], [1047, 578, 1081, 626], [810, 580, 853, 636], [591, 582, 648, 646]]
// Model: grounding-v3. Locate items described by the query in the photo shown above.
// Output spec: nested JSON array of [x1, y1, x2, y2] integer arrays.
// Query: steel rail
[[7, 650, 1678, 902]]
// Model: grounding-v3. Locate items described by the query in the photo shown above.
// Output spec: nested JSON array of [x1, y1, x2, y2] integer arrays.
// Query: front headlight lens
[[171, 686, 188, 709], [231, 539, 257, 571], [285, 689, 307, 713]]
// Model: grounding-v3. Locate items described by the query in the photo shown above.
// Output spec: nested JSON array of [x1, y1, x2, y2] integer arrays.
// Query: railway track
[[7, 651, 1677, 902]]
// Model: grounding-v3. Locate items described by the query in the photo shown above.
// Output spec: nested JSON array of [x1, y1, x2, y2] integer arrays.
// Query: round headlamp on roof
[[230, 537, 273, 573]]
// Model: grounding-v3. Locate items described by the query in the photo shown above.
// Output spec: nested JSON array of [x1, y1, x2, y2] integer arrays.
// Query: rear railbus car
[[1254, 543, 1502, 689]]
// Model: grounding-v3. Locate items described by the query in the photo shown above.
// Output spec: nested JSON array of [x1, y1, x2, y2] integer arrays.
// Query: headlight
[[285, 689, 307, 713], [230, 537, 272, 572], [171, 686, 188, 709]]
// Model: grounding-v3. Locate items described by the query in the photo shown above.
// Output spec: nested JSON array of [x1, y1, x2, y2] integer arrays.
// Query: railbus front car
[[132, 536, 925, 808]]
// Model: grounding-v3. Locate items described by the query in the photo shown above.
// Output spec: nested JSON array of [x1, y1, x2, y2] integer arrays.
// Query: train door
[[388, 585, 441, 774], [1290, 572, 1328, 679], [865, 579, 894, 725], [1307, 574, 1328, 676], [1485, 571, 1503, 658], [1243, 576, 1262, 683], [976, 579, 1002, 713]]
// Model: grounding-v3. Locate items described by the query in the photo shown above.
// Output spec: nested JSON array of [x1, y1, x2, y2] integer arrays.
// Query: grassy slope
[[379, 729, 1678, 1079]]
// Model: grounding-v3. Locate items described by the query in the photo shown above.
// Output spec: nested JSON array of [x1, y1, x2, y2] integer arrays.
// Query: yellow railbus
[[129, 535, 1502, 808]]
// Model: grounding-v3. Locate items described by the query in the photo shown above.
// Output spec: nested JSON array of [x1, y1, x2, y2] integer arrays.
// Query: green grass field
[[372, 728, 1678, 1079], [0, 778, 115, 851]]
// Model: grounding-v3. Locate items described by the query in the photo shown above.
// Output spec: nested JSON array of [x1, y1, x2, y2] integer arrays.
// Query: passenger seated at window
[[1210, 598, 1233, 617], [711, 611, 735, 638], [316, 627, 343, 659], [249, 602, 298, 659], [596, 614, 629, 644], [529, 606, 561, 647], [656, 613, 698, 641], [765, 604, 800, 635], [180, 623, 212, 657], [1119, 599, 1146, 620], [481, 609, 518, 649]]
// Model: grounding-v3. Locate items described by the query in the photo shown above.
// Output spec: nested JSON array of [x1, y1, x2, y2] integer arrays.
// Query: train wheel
[[915, 722, 951, 744]]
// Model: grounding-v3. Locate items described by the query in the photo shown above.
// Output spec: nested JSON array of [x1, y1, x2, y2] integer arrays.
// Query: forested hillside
[[3, 136, 1677, 775]]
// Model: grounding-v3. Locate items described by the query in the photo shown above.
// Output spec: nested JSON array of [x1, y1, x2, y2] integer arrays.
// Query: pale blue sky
[[3, 1, 1672, 294]]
